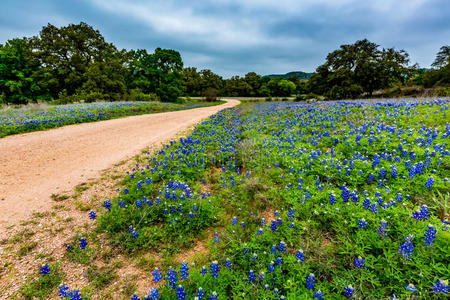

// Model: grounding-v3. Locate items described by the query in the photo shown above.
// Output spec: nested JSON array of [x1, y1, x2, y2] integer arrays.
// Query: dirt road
[[0, 100, 239, 234]]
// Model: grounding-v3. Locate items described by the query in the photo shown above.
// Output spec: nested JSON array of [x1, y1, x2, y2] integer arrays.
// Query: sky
[[1, 0, 449, 77]]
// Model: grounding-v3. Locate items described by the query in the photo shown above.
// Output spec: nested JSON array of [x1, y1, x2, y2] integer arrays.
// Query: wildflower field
[[17, 98, 449, 299], [0, 101, 222, 138]]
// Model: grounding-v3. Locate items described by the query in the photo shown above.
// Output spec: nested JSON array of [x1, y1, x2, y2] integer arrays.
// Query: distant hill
[[264, 71, 313, 80]]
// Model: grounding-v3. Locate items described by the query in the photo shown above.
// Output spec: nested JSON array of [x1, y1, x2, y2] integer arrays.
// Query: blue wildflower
[[248, 269, 256, 283], [279, 241, 286, 253], [404, 283, 417, 292], [210, 261, 220, 279], [88, 211, 96, 220], [152, 268, 163, 283], [424, 224, 437, 247], [358, 218, 367, 229], [180, 263, 189, 280], [209, 291, 218, 300], [40, 264, 50, 276], [296, 249, 305, 262], [431, 280, 449, 294], [313, 290, 324, 300], [398, 234, 415, 260], [214, 232, 220, 243], [344, 285, 354, 298], [196, 287, 205, 300], [103, 200, 112, 211], [167, 267, 178, 289], [200, 266, 208, 276], [224, 258, 232, 270], [306, 273, 315, 290], [79, 238, 87, 251], [175, 285, 186, 300], [354, 256, 365, 268], [425, 177, 434, 189], [378, 220, 388, 237]]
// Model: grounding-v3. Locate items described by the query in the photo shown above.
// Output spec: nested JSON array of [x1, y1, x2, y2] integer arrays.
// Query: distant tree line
[[0, 22, 184, 104], [1, 22, 448, 104]]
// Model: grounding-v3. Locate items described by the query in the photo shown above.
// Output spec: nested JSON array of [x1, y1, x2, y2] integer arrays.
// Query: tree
[[309, 39, 413, 98], [128, 47, 184, 101], [0, 38, 40, 104], [183, 67, 201, 96], [30, 22, 119, 98], [244, 72, 262, 96], [431, 46, 450, 69], [224, 76, 251, 96]]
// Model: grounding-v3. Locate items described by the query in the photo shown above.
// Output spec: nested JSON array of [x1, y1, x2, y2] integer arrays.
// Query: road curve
[[0, 99, 239, 233]]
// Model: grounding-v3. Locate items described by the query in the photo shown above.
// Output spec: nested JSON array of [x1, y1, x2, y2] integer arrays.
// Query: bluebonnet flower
[[180, 263, 189, 280], [412, 205, 430, 221], [296, 250, 305, 262], [136, 200, 142, 209], [270, 220, 278, 232], [398, 235, 415, 260], [200, 266, 208, 276], [289, 222, 294, 228], [379, 167, 386, 179], [58, 283, 69, 298], [259, 271, 265, 281], [313, 290, 324, 300], [196, 287, 205, 300], [240, 221, 246, 227], [279, 241, 286, 253], [69, 290, 83, 300], [66, 244, 73, 252], [152, 268, 163, 283], [103, 200, 112, 211], [248, 270, 256, 283], [329, 192, 336, 205], [175, 285, 186, 300], [288, 209, 295, 220], [131, 294, 140, 300], [261, 218, 266, 226], [270, 244, 277, 255], [224, 258, 232, 270], [257, 227, 264, 235], [424, 224, 437, 247], [358, 218, 367, 229], [305, 273, 315, 290], [425, 177, 434, 189], [209, 291, 218, 300], [378, 220, 388, 237], [354, 256, 365, 268], [404, 283, 417, 292], [214, 232, 220, 243], [88, 211, 96, 220], [268, 261, 275, 272], [119, 200, 125, 208], [232, 216, 237, 225], [167, 267, 178, 289], [210, 261, 220, 279], [431, 280, 448, 294], [276, 257, 283, 266], [391, 165, 398, 178], [79, 238, 87, 250], [40, 264, 50, 276], [344, 285, 354, 298]]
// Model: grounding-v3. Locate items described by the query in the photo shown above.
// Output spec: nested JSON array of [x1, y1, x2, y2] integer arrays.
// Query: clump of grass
[[18, 263, 64, 299]]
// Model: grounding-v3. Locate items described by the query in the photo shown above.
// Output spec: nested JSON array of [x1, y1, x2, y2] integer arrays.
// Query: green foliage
[[19, 263, 64, 299], [0, 38, 40, 104], [309, 39, 414, 98]]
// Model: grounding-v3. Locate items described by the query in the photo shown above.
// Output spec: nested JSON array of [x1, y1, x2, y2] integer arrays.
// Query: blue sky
[[1, 0, 449, 77]]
